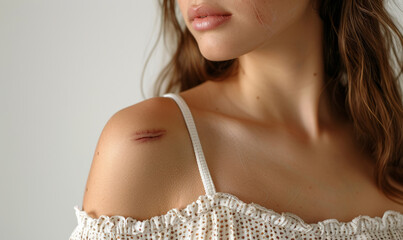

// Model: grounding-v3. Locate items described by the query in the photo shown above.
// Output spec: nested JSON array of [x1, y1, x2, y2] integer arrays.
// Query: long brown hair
[[140, 0, 403, 204]]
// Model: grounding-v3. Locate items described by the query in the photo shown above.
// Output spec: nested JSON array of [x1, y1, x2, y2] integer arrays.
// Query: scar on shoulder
[[131, 128, 167, 143]]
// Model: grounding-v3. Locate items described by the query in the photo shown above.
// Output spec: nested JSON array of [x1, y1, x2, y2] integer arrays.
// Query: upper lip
[[188, 4, 231, 22]]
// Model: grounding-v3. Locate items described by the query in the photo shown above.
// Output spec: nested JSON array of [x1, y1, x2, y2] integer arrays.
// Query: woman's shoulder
[[80, 96, 195, 221]]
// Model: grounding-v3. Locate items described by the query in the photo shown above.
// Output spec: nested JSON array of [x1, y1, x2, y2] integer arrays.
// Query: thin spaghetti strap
[[162, 93, 217, 196]]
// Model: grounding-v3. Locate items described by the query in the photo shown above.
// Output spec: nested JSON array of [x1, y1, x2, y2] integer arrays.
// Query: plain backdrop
[[0, 1, 402, 239]]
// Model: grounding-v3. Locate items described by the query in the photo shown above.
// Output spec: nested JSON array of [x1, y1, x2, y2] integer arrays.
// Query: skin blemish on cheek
[[314, 72, 317, 76], [131, 128, 167, 143], [255, 10, 265, 25], [247, 0, 274, 36], [248, 0, 265, 25]]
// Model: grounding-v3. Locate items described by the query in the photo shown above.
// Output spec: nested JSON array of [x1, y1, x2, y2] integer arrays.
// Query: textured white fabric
[[162, 93, 216, 196], [69, 93, 403, 240]]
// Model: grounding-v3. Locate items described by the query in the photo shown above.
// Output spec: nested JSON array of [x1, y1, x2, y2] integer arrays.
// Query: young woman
[[70, 0, 403, 239]]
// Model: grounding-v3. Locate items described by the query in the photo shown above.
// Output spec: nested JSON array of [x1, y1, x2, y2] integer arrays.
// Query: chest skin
[[168, 81, 403, 224]]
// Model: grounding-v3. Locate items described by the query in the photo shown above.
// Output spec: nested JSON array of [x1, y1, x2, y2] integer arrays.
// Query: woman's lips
[[192, 15, 232, 31], [188, 4, 231, 22], [188, 4, 232, 31]]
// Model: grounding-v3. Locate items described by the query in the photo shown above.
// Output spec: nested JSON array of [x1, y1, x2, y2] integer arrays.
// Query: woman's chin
[[200, 50, 238, 62]]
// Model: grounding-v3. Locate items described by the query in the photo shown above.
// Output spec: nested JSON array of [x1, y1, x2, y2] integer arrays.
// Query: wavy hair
[[140, 0, 403, 204]]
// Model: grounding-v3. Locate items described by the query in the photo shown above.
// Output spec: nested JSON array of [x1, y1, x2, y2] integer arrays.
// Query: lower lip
[[192, 15, 231, 31]]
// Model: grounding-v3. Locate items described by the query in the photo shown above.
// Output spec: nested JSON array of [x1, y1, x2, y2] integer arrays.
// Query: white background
[[0, 1, 402, 239]]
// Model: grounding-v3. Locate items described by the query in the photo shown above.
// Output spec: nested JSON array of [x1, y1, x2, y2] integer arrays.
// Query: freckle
[[97, 152, 99, 155], [86, 187, 88, 192], [313, 72, 317, 76], [256, 96, 260, 100]]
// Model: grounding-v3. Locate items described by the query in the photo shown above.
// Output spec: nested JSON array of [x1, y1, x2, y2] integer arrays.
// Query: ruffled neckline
[[74, 191, 403, 236]]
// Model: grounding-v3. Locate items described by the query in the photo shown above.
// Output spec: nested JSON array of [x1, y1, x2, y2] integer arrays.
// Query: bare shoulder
[[81, 96, 193, 220]]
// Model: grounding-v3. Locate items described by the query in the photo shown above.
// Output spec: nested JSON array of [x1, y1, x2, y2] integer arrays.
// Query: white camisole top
[[69, 92, 403, 240]]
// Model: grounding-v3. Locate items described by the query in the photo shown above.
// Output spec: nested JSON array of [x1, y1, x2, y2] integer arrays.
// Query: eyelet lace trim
[[73, 192, 403, 236]]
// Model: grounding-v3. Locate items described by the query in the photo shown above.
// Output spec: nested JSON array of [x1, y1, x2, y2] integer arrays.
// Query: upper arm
[[81, 97, 188, 220]]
